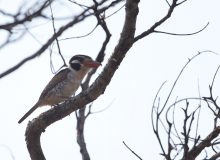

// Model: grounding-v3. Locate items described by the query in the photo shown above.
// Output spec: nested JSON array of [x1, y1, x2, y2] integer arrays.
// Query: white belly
[[60, 71, 82, 97]]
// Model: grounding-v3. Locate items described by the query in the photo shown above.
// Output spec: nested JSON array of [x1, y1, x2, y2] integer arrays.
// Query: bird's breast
[[61, 73, 81, 96]]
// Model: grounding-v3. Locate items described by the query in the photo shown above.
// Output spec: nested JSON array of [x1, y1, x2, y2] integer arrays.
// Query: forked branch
[[25, 0, 140, 159]]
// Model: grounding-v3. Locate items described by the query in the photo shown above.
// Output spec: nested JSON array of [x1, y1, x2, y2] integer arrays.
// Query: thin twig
[[105, 3, 125, 19], [159, 50, 216, 116], [0, 9, 91, 78], [151, 81, 167, 156], [154, 22, 209, 36], [68, 0, 90, 9], [0, 0, 121, 79], [59, 24, 98, 40], [134, 0, 179, 42], [194, 79, 202, 147], [123, 141, 143, 160], [49, 2, 67, 70], [177, 0, 188, 6], [0, 0, 51, 31], [164, 0, 171, 7], [86, 98, 115, 118]]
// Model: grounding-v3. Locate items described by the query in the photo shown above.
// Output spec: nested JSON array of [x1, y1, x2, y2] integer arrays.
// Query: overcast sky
[[1, 0, 220, 159]]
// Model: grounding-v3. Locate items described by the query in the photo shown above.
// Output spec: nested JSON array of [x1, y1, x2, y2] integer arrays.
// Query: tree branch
[[123, 141, 142, 160], [154, 22, 209, 36], [0, 1, 121, 79], [75, 1, 112, 158], [76, 107, 90, 160], [151, 51, 217, 159], [209, 152, 220, 160], [187, 126, 220, 160], [25, 0, 140, 159], [134, 0, 179, 42], [0, 0, 51, 31]]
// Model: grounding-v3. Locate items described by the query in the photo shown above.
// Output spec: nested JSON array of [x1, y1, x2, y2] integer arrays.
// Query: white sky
[[1, 0, 220, 159]]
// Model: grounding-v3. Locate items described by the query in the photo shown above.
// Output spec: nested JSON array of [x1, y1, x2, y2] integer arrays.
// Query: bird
[[18, 54, 101, 124]]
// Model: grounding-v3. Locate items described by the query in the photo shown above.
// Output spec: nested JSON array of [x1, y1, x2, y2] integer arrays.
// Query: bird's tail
[[18, 102, 40, 124]]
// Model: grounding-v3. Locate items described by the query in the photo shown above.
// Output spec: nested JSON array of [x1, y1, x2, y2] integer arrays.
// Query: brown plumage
[[18, 55, 100, 123]]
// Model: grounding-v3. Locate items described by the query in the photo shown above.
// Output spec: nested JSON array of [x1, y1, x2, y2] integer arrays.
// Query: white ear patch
[[70, 59, 80, 64]]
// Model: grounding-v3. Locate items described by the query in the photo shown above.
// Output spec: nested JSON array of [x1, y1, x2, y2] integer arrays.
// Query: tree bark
[[25, 0, 140, 159]]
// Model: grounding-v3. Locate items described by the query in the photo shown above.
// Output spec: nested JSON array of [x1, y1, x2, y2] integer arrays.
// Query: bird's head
[[69, 55, 101, 72]]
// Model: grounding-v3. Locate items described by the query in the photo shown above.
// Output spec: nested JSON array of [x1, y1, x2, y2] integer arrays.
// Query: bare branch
[[68, 0, 90, 9], [194, 80, 202, 147], [76, 107, 90, 160], [172, 97, 184, 145], [0, 1, 122, 79], [59, 24, 98, 40], [0, 0, 51, 31], [177, 0, 188, 6], [0, 9, 15, 17], [133, 0, 206, 42], [134, 0, 179, 42], [151, 51, 217, 159], [164, 0, 171, 7], [87, 99, 115, 116], [158, 52, 210, 116], [203, 65, 220, 128], [123, 141, 143, 160], [0, 8, 90, 78], [75, 1, 113, 159], [105, 3, 125, 19], [210, 65, 220, 90], [187, 126, 220, 160], [24, 0, 140, 159], [49, 1, 67, 72], [151, 81, 167, 157], [154, 22, 209, 36], [209, 152, 220, 160]]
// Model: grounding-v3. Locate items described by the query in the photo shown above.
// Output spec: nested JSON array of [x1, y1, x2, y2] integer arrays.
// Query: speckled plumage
[[18, 55, 100, 123]]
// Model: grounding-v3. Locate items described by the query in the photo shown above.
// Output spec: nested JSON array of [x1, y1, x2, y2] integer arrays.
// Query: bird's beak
[[83, 59, 101, 68]]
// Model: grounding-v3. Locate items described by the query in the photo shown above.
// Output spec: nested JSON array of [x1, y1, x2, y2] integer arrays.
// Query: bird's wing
[[39, 68, 71, 100]]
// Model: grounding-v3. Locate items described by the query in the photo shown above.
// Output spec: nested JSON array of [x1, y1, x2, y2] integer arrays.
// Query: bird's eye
[[70, 62, 81, 71]]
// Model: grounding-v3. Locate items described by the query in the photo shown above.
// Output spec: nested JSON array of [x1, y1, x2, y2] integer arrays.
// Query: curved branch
[[0, 9, 91, 79], [59, 24, 98, 40], [0, 0, 51, 31], [0, 1, 122, 79], [25, 0, 140, 159], [134, 0, 178, 42], [151, 51, 217, 159], [158, 52, 208, 115], [154, 22, 209, 36], [134, 0, 203, 42]]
